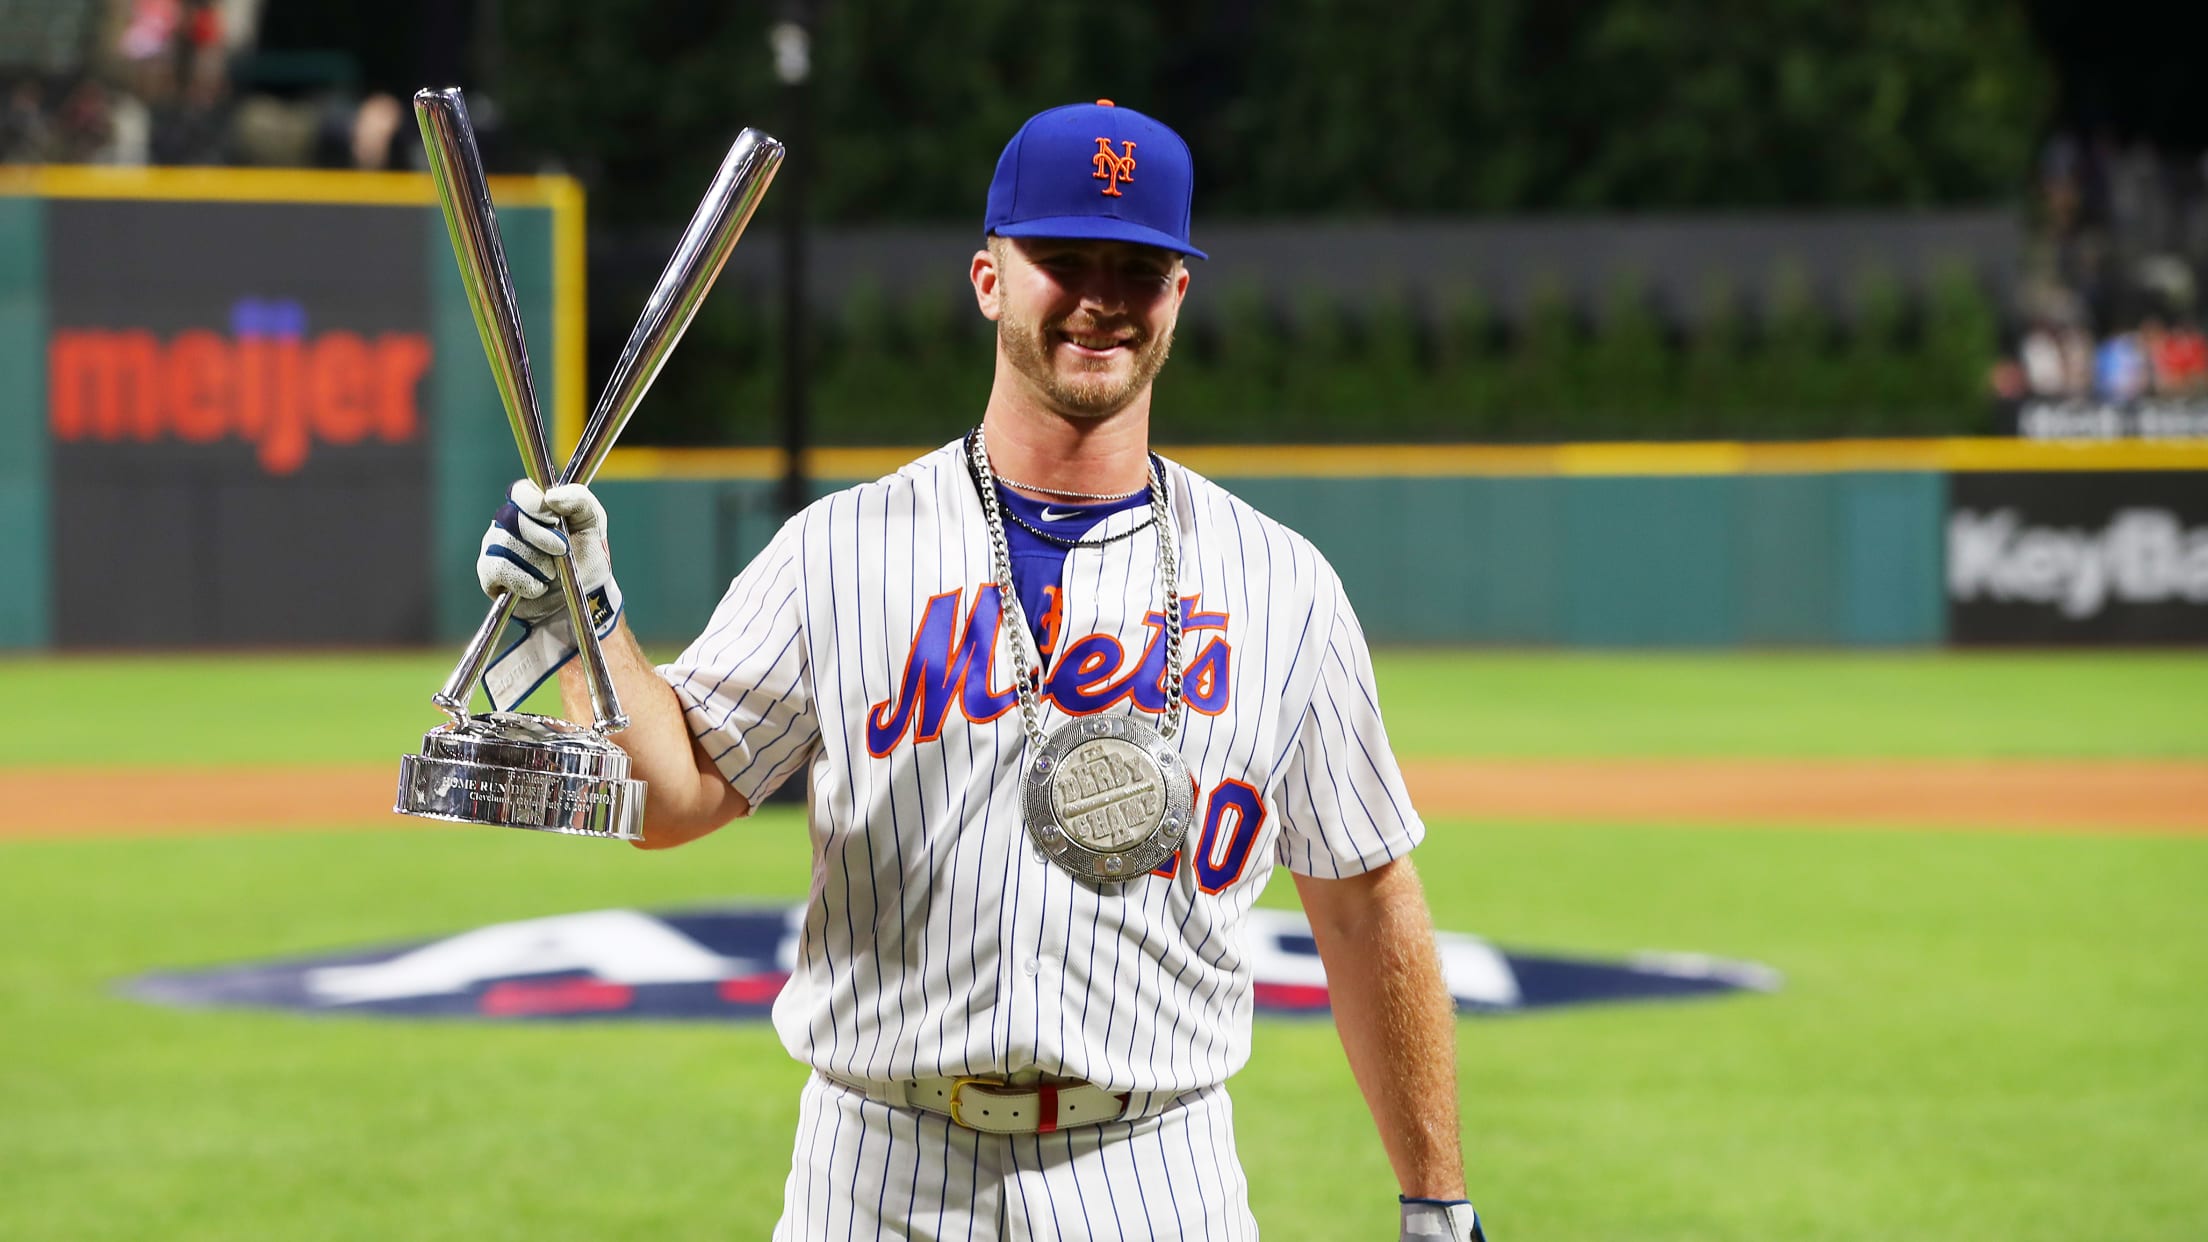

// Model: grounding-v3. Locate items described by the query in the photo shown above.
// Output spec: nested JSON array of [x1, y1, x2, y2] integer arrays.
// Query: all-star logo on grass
[[123, 906, 1778, 1021]]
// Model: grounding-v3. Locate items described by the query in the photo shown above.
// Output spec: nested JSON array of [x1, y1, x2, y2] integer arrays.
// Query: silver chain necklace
[[991, 474, 1149, 502], [970, 428, 1193, 882]]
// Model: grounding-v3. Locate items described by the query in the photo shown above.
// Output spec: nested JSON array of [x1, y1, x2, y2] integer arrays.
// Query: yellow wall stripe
[[598, 446, 922, 481], [600, 448, 781, 480], [1, 164, 576, 207], [596, 437, 2208, 481], [548, 177, 587, 465]]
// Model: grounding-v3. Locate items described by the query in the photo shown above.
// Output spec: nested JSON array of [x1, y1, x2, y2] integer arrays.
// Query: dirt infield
[[3, 759, 2204, 839]]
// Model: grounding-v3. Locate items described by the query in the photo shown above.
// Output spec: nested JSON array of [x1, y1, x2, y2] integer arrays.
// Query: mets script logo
[[867, 586, 1230, 757], [1092, 138, 1137, 196]]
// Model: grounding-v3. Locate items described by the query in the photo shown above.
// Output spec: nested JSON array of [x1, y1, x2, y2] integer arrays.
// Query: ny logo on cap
[[1091, 138, 1137, 197]]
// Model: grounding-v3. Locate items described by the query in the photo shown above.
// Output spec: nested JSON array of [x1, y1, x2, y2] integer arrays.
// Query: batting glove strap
[[480, 589, 624, 712], [1399, 1197, 1486, 1242]]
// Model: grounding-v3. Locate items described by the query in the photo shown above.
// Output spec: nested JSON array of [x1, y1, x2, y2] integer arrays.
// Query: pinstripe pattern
[[775, 1074, 994, 1242], [778, 1074, 1257, 1241], [660, 442, 1422, 1235]]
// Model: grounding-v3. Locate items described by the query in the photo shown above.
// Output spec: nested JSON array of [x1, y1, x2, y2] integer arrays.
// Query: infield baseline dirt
[[3, 759, 2204, 839]]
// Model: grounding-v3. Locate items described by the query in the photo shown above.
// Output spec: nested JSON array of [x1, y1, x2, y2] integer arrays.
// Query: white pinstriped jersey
[[658, 440, 1423, 1095]]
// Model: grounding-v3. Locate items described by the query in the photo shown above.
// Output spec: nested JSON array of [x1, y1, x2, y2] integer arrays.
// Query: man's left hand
[[1399, 1196, 1485, 1241]]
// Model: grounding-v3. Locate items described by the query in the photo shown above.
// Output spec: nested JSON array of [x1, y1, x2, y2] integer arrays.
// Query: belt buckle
[[946, 1075, 1004, 1130]]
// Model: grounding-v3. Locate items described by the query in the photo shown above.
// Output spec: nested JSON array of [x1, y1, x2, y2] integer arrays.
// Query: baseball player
[[479, 100, 1486, 1241]]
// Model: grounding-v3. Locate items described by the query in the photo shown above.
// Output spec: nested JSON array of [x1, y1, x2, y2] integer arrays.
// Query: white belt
[[825, 1074, 1131, 1136]]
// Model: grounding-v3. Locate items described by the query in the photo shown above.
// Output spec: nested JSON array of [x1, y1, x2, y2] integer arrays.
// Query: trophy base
[[395, 712, 647, 841]]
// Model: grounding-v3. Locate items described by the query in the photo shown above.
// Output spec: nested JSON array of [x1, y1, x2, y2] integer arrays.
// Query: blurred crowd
[[1999, 131, 2208, 402], [0, 0, 439, 172], [5, 3, 2203, 422]]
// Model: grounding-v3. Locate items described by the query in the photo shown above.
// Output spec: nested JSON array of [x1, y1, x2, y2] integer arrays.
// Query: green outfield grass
[[2, 650, 2204, 1240], [1372, 650, 2208, 760], [4, 649, 2205, 765], [2, 816, 2202, 1240]]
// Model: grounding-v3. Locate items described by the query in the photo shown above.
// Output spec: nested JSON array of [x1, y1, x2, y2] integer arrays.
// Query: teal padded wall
[[594, 478, 782, 641], [1560, 476, 1743, 645], [596, 478, 864, 645], [1836, 472, 1946, 645], [0, 197, 46, 646], [1740, 474, 1839, 643], [1120, 472, 1944, 648], [599, 470, 1946, 649]]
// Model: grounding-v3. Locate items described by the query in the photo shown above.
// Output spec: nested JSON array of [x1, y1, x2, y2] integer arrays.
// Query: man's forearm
[[556, 621, 748, 847], [1295, 859, 1465, 1198]]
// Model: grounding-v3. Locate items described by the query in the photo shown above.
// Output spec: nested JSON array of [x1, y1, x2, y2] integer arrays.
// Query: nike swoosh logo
[[1040, 506, 1084, 521]]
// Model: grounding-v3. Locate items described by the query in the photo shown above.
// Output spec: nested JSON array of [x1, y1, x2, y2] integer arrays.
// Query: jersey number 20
[[1152, 779, 1265, 893]]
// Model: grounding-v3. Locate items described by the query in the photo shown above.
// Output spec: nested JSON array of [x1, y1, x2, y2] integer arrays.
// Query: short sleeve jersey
[[656, 441, 1424, 1094]]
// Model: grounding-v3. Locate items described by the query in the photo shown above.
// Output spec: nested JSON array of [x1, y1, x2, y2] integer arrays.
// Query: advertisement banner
[[2007, 397, 2208, 441], [1948, 471, 2208, 645], [45, 199, 435, 646]]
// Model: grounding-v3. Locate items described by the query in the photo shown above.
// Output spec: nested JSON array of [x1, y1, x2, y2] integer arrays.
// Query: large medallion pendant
[[1022, 716, 1194, 883]]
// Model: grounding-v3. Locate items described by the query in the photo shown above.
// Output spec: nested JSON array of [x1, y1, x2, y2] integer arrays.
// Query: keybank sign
[[1949, 508, 2208, 618], [48, 298, 432, 475]]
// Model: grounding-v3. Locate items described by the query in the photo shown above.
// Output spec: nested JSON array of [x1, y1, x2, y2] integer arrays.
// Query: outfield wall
[[589, 470, 1946, 647], [0, 166, 581, 649], [586, 441, 2208, 649]]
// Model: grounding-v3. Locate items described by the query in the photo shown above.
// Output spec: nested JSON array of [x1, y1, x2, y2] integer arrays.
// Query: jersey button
[[1022, 959, 1040, 977]]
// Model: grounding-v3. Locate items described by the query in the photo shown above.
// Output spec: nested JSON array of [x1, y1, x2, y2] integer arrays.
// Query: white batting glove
[[475, 479, 624, 712], [477, 479, 622, 631], [1399, 1196, 1486, 1241]]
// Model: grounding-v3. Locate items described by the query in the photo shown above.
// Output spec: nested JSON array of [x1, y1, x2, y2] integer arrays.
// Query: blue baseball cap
[[984, 100, 1206, 260]]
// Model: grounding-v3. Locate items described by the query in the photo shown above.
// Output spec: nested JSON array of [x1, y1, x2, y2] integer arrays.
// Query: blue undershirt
[[994, 482, 1151, 669]]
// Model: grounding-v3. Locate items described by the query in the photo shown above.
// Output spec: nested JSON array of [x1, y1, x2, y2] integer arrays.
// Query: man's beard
[[997, 307, 1175, 418]]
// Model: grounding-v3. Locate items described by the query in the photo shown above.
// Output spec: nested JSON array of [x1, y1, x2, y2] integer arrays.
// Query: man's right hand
[[477, 479, 621, 633]]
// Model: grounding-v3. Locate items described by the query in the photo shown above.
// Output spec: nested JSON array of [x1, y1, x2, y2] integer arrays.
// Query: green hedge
[[633, 262, 2000, 447], [500, 1, 2048, 227]]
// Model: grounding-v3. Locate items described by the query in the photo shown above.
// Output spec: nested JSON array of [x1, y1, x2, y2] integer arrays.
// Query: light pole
[[769, 4, 813, 520]]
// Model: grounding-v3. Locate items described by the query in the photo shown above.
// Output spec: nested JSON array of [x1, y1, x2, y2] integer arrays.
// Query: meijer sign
[[49, 323, 430, 475], [44, 199, 437, 646]]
